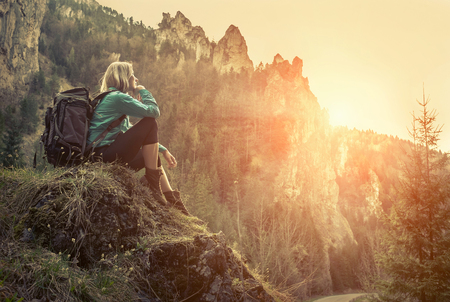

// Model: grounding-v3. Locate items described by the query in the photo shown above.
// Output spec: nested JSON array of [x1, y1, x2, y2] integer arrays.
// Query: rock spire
[[212, 25, 253, 74]]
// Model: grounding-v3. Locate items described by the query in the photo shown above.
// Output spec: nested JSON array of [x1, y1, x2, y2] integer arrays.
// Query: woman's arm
[[110, 87, 160, 118]]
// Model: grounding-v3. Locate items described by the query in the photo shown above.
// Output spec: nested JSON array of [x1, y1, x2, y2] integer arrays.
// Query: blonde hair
[[100, 62, 133, 93]]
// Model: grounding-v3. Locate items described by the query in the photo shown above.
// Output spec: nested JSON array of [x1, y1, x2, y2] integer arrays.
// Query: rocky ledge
[[0, 163, 274, 301]]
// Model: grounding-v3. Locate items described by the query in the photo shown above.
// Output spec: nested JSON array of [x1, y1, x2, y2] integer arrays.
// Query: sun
[[328, 105, 352, 128]]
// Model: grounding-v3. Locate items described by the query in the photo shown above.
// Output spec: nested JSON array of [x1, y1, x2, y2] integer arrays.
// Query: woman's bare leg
[[160, 167, 173, 193], [142, 143, 159, 170]]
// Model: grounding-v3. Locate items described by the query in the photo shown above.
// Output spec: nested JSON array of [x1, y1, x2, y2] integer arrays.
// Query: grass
[[0, 237, 137, 301], [0, 162, 208, 301], [0, 162, 291, 301]]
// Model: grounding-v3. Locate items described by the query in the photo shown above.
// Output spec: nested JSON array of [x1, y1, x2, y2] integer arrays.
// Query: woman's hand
[[162, 149, 177, 168], [133, 85, 145, 100]]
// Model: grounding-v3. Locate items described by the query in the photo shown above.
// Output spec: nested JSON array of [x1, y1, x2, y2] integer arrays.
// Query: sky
[[96, 0, 450, 151]]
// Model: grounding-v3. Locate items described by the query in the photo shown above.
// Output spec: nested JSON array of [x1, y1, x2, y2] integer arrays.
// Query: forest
[[1, 0, 450, 301]]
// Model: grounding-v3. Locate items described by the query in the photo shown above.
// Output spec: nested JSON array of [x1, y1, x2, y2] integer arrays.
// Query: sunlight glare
[[328, 105, 351, 127]]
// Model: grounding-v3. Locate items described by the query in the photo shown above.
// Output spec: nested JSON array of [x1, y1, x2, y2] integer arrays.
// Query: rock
[[11, 163, 275, 300], [213, 25, 254, 74], [15, 164, 164, 267], [155, 11, 211, 62], [0, 0, 47, 100], [155, 12, 254, 75], [145, 233, 275, 301], [262, 54, 356, 293], [56, 0, 99, 20]]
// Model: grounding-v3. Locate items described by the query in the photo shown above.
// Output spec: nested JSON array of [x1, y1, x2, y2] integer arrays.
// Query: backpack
[[39, 87, 125, 167]]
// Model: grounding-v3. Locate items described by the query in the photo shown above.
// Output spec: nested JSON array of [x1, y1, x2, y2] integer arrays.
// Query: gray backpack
[[40, 87, 125, 167]]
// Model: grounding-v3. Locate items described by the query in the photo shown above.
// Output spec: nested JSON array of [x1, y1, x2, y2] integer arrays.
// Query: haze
[[96, 0, 450, 151]]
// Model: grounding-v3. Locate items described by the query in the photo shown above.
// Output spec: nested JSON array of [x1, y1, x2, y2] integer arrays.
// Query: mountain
[[0, 0, 420, 299], [155, 11, 253, 74], [155, 11, 212, 63]]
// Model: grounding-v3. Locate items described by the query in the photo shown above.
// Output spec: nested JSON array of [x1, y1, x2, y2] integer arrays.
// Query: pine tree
[[377, 89, 450, 302], [1, 118, 25, 168], [20, 97, 39, 134]]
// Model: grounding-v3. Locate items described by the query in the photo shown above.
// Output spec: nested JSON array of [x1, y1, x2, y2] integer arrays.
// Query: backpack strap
[[86, 114, 126, 152], [91, 89, 118, 109], [86, 89, 125, 153]]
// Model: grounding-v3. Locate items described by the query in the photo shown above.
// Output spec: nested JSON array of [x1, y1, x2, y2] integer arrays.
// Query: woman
[[88, 61, 189, 215]]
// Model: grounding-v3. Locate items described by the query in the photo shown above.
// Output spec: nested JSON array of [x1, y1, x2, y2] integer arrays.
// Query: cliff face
[[265, 54, 355, 293], [334, 129, 389, 225], [155, 11, 212, 62], [0, 0, 47, 99], [212, 25, 253, 74], [55, 0, 99, 20]]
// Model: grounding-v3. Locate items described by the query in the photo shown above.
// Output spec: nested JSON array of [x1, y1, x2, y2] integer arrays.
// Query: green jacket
[[87, 88, 167, 152]]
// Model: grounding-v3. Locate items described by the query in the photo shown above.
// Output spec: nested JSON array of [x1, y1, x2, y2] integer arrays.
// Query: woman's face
[[128, 72, 138, 92]]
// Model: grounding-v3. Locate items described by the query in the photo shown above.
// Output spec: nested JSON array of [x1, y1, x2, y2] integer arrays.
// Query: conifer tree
[[20, 97, 39, 134], [1, 118, 25, 168], [377, 89, 450, 302]]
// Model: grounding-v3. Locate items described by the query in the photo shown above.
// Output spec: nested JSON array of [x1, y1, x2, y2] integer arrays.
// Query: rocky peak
[[155, 11, 211, 62], [273, 53, 284, 64], [213, 25, 253, 74], [0, 0, 47, 99], [156, 12, 254, 74], [264, 54, 313, 112], [271, 54, 304, 82], [292, 56, 303, 73], [159, 11, 192, 33]]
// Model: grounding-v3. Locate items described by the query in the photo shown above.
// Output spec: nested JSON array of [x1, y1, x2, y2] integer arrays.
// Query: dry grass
[[0, 163, 207, 301], [0, 237, 136, 301], [0, 163, 289, 301]]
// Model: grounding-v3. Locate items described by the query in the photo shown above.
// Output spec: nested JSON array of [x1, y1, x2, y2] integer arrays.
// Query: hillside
[[0, 163, 276, 301], [0, 0, 439, 300]]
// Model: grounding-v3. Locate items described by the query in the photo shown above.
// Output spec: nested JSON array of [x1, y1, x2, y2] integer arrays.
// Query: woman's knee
[[140, 117, 158, 130], [139, 117, 159, 145]]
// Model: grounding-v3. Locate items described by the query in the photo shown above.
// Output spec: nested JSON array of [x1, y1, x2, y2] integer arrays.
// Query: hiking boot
[[163, 191, 190, 216], [145, 168, 165, 205]]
